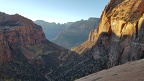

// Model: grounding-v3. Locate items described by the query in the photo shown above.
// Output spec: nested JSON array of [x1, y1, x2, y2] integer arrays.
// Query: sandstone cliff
[[0, 12, 46, 65], [73, 0, 144, 55], [86, 0, 144, 66]]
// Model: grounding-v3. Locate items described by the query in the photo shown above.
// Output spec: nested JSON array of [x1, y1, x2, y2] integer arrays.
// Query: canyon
[[0, 0, 144, 81]]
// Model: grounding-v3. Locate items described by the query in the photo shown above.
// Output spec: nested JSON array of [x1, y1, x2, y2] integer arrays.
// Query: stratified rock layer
[[0, 12, 46, 65]]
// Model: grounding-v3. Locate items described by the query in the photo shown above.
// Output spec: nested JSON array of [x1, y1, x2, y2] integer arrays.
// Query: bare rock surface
[[75, 59, 144, 81]]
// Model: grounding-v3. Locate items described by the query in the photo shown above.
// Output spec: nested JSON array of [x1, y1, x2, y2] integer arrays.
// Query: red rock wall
[[0, 13, 46, 65]]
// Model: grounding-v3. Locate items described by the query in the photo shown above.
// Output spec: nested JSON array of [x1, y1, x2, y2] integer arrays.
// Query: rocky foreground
[[75, 59, 144, 81]]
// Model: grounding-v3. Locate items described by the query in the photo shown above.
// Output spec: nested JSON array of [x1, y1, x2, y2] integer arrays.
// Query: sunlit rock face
[[71, 0, 144, 72], [73, 0, 144, 65], [98, 0, 144, 37], [91, 0, 144, 66], [96, 0, 144, 67]]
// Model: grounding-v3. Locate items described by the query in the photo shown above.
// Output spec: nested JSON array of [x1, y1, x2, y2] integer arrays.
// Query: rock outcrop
[[87, 0, 144, 66], [75, 59, 144, 81], [0, 12, 46, 65]]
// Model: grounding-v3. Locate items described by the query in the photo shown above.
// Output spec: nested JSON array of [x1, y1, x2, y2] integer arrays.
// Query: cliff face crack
[[135, 21, 139, 39], [120, 23, 126, 37]]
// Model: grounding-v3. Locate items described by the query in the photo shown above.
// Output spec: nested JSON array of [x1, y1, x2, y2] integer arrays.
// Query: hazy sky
[[0, 0, 109, 23]]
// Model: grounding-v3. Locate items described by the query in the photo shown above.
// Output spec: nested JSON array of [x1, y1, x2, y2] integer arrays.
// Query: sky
[[0, 0, 109, 23]]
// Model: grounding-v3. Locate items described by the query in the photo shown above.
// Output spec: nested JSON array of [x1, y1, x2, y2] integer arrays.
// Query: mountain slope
[[0, 12, 78, 81], [52, 18, 99, 49], [34, 20, 72, 40], [75, 59, 144, 81]]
